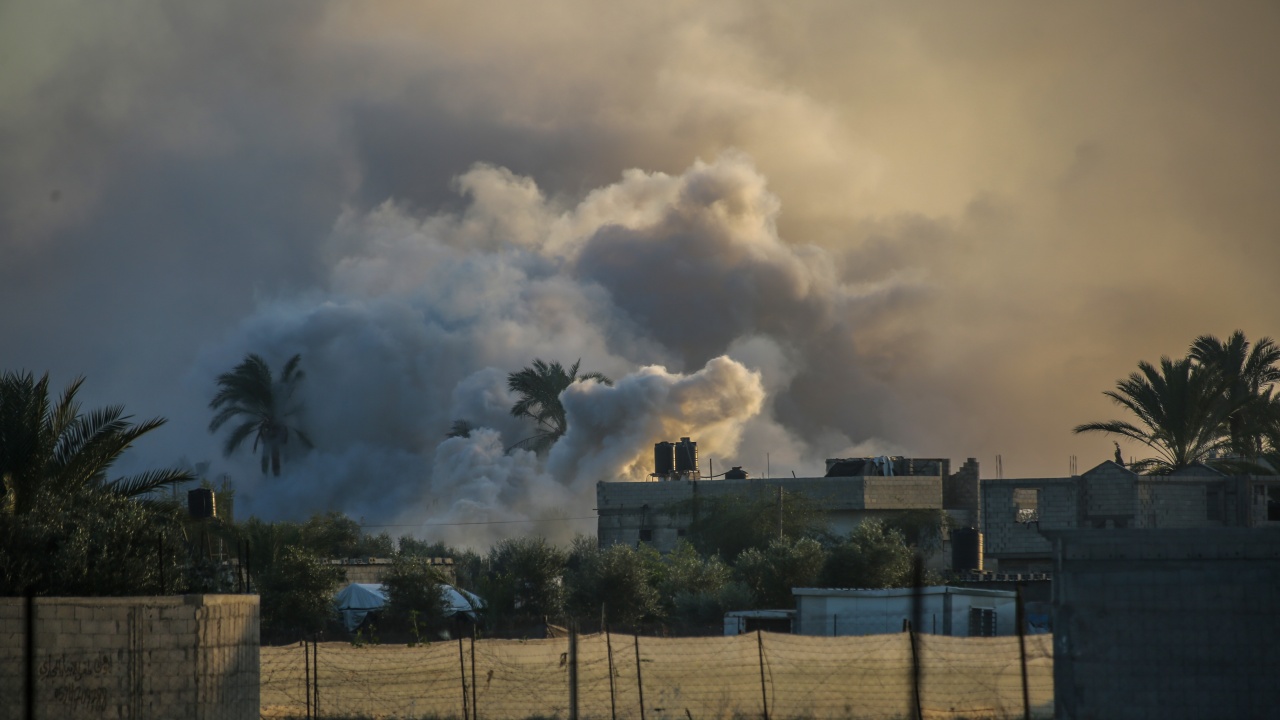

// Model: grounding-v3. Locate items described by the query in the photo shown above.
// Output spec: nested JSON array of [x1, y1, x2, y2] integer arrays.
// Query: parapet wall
[[0, 594, 259, 720]]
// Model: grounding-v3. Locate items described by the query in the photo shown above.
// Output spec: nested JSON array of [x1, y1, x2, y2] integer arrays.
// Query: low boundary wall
[[1047, 528, 1280, 720], [0, 594, 259, 720]]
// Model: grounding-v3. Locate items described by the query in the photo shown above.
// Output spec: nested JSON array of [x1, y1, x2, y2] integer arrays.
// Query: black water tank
[[952, 528, 982, 571], [654, 442, 675, 476], [674, 437, 698, 474], [188, 488, 216, 519], [725, 466, 749, 479]]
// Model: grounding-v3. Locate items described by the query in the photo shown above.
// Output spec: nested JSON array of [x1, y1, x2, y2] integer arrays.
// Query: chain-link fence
[[260, 629, 1053, 720]]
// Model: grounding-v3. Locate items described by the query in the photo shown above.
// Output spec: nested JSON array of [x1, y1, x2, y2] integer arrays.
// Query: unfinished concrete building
[[596, 441, 981, 556], [981, 460, 1280, 572]]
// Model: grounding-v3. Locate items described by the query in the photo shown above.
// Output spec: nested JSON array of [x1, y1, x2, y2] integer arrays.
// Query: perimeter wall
[[0, 594, 259, 720]]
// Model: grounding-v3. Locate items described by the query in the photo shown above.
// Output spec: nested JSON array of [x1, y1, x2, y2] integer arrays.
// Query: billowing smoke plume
[[7, 2, 1280, 542], [200, 155, 842, 545]]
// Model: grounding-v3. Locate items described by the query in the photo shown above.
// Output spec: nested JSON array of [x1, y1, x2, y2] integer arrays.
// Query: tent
[[333, 582, 485, 632], [334, 583, 388, 632]]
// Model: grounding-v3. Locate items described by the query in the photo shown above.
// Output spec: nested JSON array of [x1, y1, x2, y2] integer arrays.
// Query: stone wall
[[0, 594, 259, 720], [1047, 528, 1280, 720]]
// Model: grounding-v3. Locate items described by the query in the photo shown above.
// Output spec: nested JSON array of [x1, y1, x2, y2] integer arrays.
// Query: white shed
[[792, 586, 1017, 637]]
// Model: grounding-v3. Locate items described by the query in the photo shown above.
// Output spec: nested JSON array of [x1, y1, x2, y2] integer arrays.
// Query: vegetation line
[[359, 516, 599, 529]]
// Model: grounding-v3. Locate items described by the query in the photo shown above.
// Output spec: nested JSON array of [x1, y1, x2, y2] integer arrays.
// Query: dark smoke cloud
[[4, 1, 1280, 542]]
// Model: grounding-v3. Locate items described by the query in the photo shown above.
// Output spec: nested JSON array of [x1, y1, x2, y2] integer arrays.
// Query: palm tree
[[0, 370, 193, 515], [1188, 330, 1280, 462], [507, 358, 612, 453], [1073, 356, 1235, 474], [446, 419, 475, 439], [209, 354, 313, 476]]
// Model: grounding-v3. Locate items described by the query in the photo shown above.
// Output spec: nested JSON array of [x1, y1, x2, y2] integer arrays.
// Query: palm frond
[[221, 420, 260, 457], [105, 468, 196, 498]]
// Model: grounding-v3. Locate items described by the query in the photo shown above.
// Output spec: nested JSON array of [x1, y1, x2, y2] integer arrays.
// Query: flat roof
[[792, 585, 1015, 599]]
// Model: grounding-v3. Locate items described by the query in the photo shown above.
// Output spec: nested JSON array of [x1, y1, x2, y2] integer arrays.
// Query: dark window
[[638, 528, 653, 542], [968, 607, 997, 637], [1269, 486, 1280, 522], [676, 528, 686, 537]]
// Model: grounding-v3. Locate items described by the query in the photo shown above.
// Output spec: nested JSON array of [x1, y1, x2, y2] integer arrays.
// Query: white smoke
[[198, 153, 880, 546]]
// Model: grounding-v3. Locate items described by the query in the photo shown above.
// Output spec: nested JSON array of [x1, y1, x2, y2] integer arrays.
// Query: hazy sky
[[4, 2, 1278, 542]]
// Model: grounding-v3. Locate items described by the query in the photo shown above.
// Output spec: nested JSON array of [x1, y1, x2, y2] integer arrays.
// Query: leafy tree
[[0, 489, 190, 596], [884, 509, 952, 554], [257, 546, 344, 637], [734, 536, 826, 609], [819, 519, 914, 589], [300, 511, 393, 558], [507, 359, 611, 453], [680, 490, 828, 561], [565, 536, 663, 626], [209, 353, 313, 476], [396, 536, 485, 590], [0, 370, 193, 515], [237, 512, 391, 585], [1073, 356, 1235, 474], [1189, 331, 1280, 463], [658, 540, 744, 626], [480, 537, 568, 622], [380, 554, 448, 633]]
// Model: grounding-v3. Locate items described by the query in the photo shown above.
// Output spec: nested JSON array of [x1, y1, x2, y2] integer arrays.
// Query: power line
[[359, 515, 598, 529]]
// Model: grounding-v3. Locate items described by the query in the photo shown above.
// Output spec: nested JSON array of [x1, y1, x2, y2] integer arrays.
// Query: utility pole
[[777, 486, 784, 539]]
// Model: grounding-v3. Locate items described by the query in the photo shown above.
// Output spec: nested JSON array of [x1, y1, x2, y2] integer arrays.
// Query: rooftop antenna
[[766, 453, 771, 479], [996, 454, 1003, 480]]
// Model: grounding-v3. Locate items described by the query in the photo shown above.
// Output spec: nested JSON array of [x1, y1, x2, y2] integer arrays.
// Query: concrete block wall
[[0, 594, 259, 720], [1136, 480, 1217, 528], [981, 479, 1078, 559], [1047, 529, 1280, 720], [597, 475, 944, 551], [942, 458, 981, 526], [1081, 462, 1137, 522]]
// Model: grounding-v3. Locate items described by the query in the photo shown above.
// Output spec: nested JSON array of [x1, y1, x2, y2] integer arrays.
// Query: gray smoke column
[[200, 154, 857, 545]]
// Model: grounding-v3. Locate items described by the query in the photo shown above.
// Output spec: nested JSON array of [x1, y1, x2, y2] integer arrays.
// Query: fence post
[[756, 629, 770, 720], [312, 636, 320, 718], [304, 638, 311, 720], [909, 555, 923, 720], [25, 588, 35, 720], [634, 633, 646, 720], [568, 621, 579, 720], [157, 534, 165, 595], [1017, 583, 1030, 720], [457, 635, 470, 720], [605, 622, 617, 720], [470, 625, 478, 720]]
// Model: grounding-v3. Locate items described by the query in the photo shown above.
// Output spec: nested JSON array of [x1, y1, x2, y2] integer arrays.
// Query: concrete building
[[982, 460, 1280, 572], [1048, 528, 1280, 720], [596, 451, 981, 553], [791, 586, 1018, 637]]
